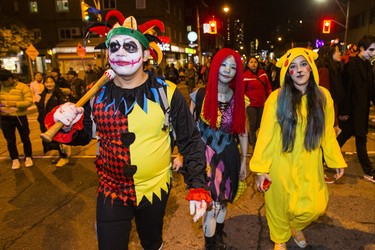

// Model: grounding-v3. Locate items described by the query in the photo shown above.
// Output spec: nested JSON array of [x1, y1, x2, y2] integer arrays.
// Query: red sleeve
[[318, 67, 330, 90], [44, 105, 84, 144]]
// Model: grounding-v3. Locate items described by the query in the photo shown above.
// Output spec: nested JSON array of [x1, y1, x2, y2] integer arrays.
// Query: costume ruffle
[[185, 188, 213, 203]]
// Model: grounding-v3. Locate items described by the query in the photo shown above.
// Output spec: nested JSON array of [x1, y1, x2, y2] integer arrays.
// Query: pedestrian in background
[[201, 60, 211, 85], [51, 67, 69, 89], [186, 61, 196, 93], [84, 64, 99, 86], [243, 56, 272, 150], [36, 75, 69, 167], [190, 48, 248, 250], [316, 44, 345, 133], [66, 69, 86, 103], [337, 35, 375, 183], [166, 63, 179, 84], [250, 48, 346, 250], [0, 69, 34, 169], [29, 71, 45, 104]]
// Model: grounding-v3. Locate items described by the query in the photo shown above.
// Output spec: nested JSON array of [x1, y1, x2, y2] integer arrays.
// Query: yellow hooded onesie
[[249, 47, 347, 243]]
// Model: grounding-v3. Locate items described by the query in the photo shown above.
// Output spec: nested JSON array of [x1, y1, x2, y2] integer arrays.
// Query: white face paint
[[360, 43, 375, 61], [218, 55, 237, 85], [108, 35, 146, 76]]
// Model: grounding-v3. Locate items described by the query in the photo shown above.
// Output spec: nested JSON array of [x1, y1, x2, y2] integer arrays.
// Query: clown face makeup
[[218, 55, 236, 85], [289, 56, 311, 93], [108, 35, 148, 76], [359, 43, 375, 61]]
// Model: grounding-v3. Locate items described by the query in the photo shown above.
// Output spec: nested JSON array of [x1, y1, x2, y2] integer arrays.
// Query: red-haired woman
[[190, 48, 248, 249]]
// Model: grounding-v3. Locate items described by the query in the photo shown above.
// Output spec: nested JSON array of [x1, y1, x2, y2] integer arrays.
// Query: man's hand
[[53, 102, 84, 131], [189, 200, 207, 222], [171, 154, 183, 171]]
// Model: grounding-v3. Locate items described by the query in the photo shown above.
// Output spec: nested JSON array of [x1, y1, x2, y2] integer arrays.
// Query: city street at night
[[0, 84, 374, 250]]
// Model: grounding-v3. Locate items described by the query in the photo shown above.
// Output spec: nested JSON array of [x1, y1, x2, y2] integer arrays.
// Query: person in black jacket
[[338, 35, 375, 183], [36, 76, 69, 167], [66, 69, 86, 103]]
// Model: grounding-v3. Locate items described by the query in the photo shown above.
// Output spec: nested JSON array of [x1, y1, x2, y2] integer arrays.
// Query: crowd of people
[[0, 64, 102, 168], [0, 8, 374, 249]]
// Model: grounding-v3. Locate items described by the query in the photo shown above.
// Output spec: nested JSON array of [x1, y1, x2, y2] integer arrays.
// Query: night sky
[[204, 0, 327, 47]]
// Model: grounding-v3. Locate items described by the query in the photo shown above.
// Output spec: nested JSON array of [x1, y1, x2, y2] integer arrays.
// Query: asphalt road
[[0, 84, 374, 249]]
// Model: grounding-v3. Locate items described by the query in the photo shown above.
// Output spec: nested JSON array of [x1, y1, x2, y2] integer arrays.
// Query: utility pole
[[196, 6, 202, 64]]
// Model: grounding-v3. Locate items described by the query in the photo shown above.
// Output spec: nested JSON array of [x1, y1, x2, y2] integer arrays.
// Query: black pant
[[246, 106, 263, 146], [337, 121, 374, 175], [96, 187, 170, 250], [1, 115, 32, 160]]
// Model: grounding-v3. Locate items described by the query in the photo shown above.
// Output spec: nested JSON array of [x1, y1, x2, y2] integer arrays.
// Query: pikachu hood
[[276, 47, 319, 86]]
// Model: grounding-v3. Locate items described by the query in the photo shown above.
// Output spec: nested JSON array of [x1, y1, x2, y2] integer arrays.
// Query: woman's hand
[[239, 158, 247, 180], [255, 173, 272, 192], [334, 168, 344, 180]]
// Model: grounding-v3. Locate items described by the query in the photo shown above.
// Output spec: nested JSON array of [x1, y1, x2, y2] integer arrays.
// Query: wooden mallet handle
[[40, 69, 116, 142]]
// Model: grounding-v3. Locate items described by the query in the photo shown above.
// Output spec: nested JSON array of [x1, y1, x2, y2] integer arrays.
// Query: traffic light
[[81, 1, 90, 21], [322, 20, 331, 34], [209, 20, 217, 34]]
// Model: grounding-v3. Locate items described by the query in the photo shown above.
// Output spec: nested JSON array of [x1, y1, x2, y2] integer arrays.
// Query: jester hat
[[84, 10, 165, 64], [276, 47, 319, 86]]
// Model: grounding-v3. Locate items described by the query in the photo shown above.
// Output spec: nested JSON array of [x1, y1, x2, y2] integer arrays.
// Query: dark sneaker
[[324, 174, 334, 184], [51, 157, 61, 164]]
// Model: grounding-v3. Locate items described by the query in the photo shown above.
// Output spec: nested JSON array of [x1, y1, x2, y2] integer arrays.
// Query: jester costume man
[[46, 11, 211, 250]]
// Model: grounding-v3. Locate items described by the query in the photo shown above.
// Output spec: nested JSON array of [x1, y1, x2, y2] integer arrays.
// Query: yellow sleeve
[[249, 91, 279, 173], [320, 87, 347, 169], [245, 95, 250, 107]]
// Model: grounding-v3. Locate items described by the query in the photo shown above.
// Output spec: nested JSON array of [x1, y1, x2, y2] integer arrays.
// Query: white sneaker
[[25, 157, 33, 167], [12, 159, 21, 170], [56, 158, 69, 167]]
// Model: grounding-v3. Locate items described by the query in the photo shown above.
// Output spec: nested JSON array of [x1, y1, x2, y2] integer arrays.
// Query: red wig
[[202, 48, 246, 134]]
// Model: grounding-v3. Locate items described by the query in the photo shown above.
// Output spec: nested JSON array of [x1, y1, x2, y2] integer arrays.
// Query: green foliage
[[0, 18, 40, 56]]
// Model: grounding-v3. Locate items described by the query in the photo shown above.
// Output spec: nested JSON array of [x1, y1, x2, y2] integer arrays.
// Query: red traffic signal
[[322, 20, 331, 34], [209, 20, 217, 34]]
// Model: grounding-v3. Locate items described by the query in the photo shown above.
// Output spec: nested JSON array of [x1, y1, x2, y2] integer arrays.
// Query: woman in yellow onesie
[[249, 48, 347, 250]]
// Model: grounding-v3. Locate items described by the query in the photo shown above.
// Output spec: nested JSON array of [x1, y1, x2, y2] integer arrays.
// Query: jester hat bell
[[276, 47, 319, 86]]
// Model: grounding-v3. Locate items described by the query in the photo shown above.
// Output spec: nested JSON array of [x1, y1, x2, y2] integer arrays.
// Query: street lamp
[[316, 0, 350, 53], [223, 6, 230, 47]]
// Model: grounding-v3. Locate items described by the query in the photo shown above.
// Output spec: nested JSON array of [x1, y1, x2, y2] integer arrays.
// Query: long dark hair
[[276, 71, 326, 152]]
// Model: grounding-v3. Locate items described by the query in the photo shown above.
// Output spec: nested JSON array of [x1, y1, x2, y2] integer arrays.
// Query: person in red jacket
[[243, 56, 272, 148]]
